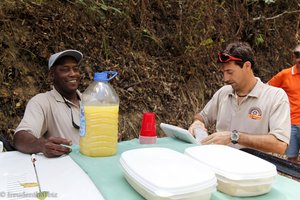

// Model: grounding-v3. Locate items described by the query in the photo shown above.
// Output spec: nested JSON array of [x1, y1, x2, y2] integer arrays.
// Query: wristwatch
[[231, 130, 239, 144]]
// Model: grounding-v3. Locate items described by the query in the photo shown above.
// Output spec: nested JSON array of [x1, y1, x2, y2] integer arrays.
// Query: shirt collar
[[247, 77, 263, 98], [229, 77, 262, 98], [292, 65, 300, 75], [51, 86, 81, 105]]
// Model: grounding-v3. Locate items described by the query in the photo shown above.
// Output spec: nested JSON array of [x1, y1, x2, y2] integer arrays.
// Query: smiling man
[[13, 50, 83, 157], [189, 42, 291, 154]]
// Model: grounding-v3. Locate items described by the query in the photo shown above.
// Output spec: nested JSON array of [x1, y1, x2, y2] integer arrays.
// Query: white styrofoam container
[[119, 147, 217, 200], [184, 145, 277, 197]]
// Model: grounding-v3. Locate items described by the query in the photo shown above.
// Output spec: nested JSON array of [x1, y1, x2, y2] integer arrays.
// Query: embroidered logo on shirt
[[248, 107, 262, 120]]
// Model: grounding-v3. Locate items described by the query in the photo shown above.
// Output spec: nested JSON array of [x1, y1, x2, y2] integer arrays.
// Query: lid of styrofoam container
[[120, 147, 217, 198], [185, 145, 277, 181]]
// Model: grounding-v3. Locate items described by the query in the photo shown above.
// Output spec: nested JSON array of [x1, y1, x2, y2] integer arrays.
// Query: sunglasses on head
[[218, 53, 243, 63], [294, 51, 300, 58]]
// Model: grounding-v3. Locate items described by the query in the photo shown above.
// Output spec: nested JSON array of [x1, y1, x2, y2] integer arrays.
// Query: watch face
[[231, 130, 239, 144], [232, 133, 238, 140]]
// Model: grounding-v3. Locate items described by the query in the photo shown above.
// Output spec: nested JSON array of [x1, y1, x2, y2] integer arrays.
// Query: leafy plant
[[255, 34, 264, 45]]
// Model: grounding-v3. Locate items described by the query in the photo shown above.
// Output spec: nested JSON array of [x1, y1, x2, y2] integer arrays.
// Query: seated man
[[189, 42, 290, 154], [13, 49, 83, 157]]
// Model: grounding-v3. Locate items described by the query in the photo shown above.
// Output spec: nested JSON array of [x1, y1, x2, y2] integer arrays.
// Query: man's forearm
[[239, 132, 288, 154], [13, 131, 45, 154]]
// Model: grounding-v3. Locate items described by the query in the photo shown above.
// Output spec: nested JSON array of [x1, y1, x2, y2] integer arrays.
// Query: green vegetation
[[0, 0, 299, 142]]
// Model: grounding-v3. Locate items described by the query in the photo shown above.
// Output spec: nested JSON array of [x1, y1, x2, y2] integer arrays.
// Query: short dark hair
[[222, 42, 258, 74]]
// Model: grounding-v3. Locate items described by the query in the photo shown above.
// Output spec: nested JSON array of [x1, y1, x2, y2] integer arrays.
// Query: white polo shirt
[[200, 78, 291, 144], [15, 87, 80, 144]]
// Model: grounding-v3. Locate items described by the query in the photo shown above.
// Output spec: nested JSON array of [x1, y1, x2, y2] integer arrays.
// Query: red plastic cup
[[139, 112, 157, 144]]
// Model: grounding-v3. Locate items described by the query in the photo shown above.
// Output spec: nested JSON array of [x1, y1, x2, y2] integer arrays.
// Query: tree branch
[[253, 10, 300, 21]]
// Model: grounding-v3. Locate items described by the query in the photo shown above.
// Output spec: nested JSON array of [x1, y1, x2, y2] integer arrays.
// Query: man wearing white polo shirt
[[14, 49, 83, 158], [189, 42, 290, 154]]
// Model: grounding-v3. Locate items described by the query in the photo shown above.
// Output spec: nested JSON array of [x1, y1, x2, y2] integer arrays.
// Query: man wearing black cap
[[189, 42, 290, 154], [13, 49, 83, 158]]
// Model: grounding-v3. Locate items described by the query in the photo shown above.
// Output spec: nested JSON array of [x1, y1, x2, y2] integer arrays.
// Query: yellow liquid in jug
[[80, 105, 119, 157]]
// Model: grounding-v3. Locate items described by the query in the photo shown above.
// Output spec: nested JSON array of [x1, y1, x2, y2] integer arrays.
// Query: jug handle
[[96, 71, 118, 82], [106, 71, 118, 81]]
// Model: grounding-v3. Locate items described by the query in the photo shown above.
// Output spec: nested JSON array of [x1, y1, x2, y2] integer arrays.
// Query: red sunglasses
[[218, 53, 243, 63]]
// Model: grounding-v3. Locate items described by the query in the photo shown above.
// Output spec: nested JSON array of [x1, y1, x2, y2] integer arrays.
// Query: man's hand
[[188, 120, 207, 137], [41, 137, 72, 158], [13, 131, 72, 158], [201, 131, 231, 145]]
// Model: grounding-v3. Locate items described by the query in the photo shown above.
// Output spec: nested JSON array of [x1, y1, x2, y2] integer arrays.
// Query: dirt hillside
[[0, 0, 299, 142]]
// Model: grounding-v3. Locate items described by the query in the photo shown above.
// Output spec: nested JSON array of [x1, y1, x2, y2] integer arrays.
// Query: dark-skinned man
[[14, 50, 82, 158]]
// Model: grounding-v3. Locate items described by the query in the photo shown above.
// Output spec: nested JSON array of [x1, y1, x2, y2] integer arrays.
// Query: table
[[70, 137, 300, 200], [0, 151, 104, 200]]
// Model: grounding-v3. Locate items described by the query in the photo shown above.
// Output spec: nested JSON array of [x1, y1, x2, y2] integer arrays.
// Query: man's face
[[293, 47, 300, 67], [220, 61, 247, 91], [51, 56, 81, 94]]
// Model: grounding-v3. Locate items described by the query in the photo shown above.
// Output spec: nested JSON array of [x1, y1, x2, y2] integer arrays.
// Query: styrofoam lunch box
[[119, 147, 217, 200], [184, 145, 277, 197]]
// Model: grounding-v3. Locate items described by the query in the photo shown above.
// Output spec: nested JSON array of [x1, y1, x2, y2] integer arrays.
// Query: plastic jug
[[79, 71, 119, 157]]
